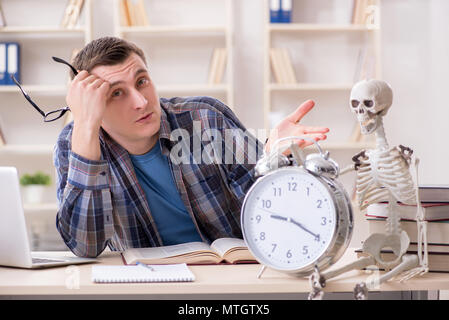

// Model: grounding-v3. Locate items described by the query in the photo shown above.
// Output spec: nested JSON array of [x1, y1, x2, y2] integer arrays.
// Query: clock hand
[[289, 217, 320, 240], [269, 214, 288, 221], [264, 208, 320, 240]]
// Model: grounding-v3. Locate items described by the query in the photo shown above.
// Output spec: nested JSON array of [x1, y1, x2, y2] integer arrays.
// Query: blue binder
[[280, 0, 292, 23], [1, 42, 20, 85], [0, 43, 5, 85], [269, 0, 281, 23]]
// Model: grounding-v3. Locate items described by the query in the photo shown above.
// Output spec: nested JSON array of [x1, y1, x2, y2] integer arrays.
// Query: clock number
[[306, 187, 310, 196], [321, 217, 327, 226], [259, 232, 266, 241], [302, 246, 308, 255], [256, 215, 262, 223], [314, 234, 321, 242], [271, 243, 277, 253], [262, 199, 271, 209], [273, 187, 282, 197], [288, 182, 297, 192], [286, 249, 292, 259], [316, 199, 322, 209]]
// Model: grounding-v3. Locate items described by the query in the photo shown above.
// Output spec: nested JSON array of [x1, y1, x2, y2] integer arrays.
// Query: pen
[[136, 261, 155, 271]]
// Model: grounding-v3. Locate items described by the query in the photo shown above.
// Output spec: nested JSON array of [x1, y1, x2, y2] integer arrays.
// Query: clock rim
[[241, 166, 353, 276]]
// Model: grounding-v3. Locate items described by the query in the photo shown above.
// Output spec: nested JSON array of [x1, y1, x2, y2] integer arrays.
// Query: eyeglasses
[[12, 56, 78, 122]]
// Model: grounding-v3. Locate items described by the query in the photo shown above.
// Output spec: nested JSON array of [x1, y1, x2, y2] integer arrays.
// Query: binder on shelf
[[269, 0, 281, 23], [0, 42, 20, 86], [6, 42, 19, 85], [0, 43, 5, 85], [280, 0, 292, 23]]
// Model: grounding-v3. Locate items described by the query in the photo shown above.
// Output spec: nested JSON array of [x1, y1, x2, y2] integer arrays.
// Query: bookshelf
[[112, 0, 235, 108], [0, 0, 93, 250], [263, 0, 381, 150]]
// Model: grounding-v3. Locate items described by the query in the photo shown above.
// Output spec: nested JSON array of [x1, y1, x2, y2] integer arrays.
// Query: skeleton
[[308, 79, 429, 300]]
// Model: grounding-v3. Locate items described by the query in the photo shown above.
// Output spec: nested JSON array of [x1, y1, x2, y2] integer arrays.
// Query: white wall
[[98, 0, 449, 185], [381, 0, 449, 184], [8, 0, 447, 185]]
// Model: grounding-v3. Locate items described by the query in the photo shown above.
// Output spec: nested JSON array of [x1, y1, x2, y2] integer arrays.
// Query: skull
[[349, 79, 393, 135]]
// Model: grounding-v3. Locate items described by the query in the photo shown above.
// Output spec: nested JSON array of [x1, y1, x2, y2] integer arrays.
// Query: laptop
[[0, 167, 96, 268]]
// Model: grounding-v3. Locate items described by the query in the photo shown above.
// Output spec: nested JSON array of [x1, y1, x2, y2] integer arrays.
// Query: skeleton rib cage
[[357, 147, 417, 233]]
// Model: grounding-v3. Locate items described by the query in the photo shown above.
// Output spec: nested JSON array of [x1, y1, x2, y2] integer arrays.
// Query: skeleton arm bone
[[340, 163, 356, 175]]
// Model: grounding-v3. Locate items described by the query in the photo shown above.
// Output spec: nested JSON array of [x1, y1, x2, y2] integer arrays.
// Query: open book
[[122, 238, 256, 265]]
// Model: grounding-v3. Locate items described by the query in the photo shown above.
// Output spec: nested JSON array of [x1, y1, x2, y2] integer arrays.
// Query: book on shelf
[[269, 48, 296, 84], [351, 0, 378, 26], [0, 1, 6, 27], [122, 238, 256, 265], [120, 0, 149, 27], [355, 248, 449, 273], [367, 218, 449, 245], [208, 48, 227, 85], [366, 202, 449, 222], [0, 124, 6, 147], [61, 0, 85, 29]]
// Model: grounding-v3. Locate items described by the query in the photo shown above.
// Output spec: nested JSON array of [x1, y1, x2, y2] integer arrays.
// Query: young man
[[54, 37, 329, 258]]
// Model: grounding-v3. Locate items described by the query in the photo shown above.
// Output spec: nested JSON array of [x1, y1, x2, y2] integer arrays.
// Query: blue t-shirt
[[130, 142, 202, 245]]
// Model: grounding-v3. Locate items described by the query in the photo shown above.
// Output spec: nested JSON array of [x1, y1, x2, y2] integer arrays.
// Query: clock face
[[242, 168, 337, 272]]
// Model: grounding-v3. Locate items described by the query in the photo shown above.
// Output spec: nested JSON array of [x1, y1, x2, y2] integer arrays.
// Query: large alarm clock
[[241, 137, 353, 277]]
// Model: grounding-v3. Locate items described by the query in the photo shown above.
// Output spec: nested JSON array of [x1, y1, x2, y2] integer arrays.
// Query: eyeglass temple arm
[[52, 56, 78, 76], [11, 75, 47, 117]]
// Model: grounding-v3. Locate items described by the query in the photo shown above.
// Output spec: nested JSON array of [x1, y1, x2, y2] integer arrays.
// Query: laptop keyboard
[[32, 257, 66, 264]]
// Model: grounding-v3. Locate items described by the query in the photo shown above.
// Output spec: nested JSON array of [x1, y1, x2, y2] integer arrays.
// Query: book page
[[125, 241, 213, 261], [210, 238, 246, 257]]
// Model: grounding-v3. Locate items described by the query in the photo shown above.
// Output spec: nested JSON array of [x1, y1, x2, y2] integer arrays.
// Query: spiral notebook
[[91, 263, 195, 283]]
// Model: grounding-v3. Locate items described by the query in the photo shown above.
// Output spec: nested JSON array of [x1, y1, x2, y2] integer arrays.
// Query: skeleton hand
[[352, 150, 367, 170], [398, 145, 413, 164]]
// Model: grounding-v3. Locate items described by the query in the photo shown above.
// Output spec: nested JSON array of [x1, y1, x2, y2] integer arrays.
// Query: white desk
[[0, 250, 447, 299]]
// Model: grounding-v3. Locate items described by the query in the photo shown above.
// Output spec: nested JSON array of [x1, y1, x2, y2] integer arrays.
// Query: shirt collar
[[158, 103, 172, 142]]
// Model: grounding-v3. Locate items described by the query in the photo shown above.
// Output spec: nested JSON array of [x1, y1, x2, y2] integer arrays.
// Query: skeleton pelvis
[[362, 231, 410, 270]]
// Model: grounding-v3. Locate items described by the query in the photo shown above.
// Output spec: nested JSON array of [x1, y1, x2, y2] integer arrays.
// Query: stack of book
[[0, 1, 6, 27], [363, 185, 449, 272], [351, 0, 378, 26], [269, 48, 296, 84], [208, 48, 227, 85], [119, 0, 149, 27], [60, 0, 85, 29], [0, 125, 5, 147]]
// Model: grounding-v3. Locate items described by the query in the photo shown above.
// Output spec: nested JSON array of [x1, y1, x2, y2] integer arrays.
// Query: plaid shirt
[[54, 96, 263, 257]]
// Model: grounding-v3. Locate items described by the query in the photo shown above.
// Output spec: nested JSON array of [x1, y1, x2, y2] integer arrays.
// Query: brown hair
[[70, 36, 146, 79]]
